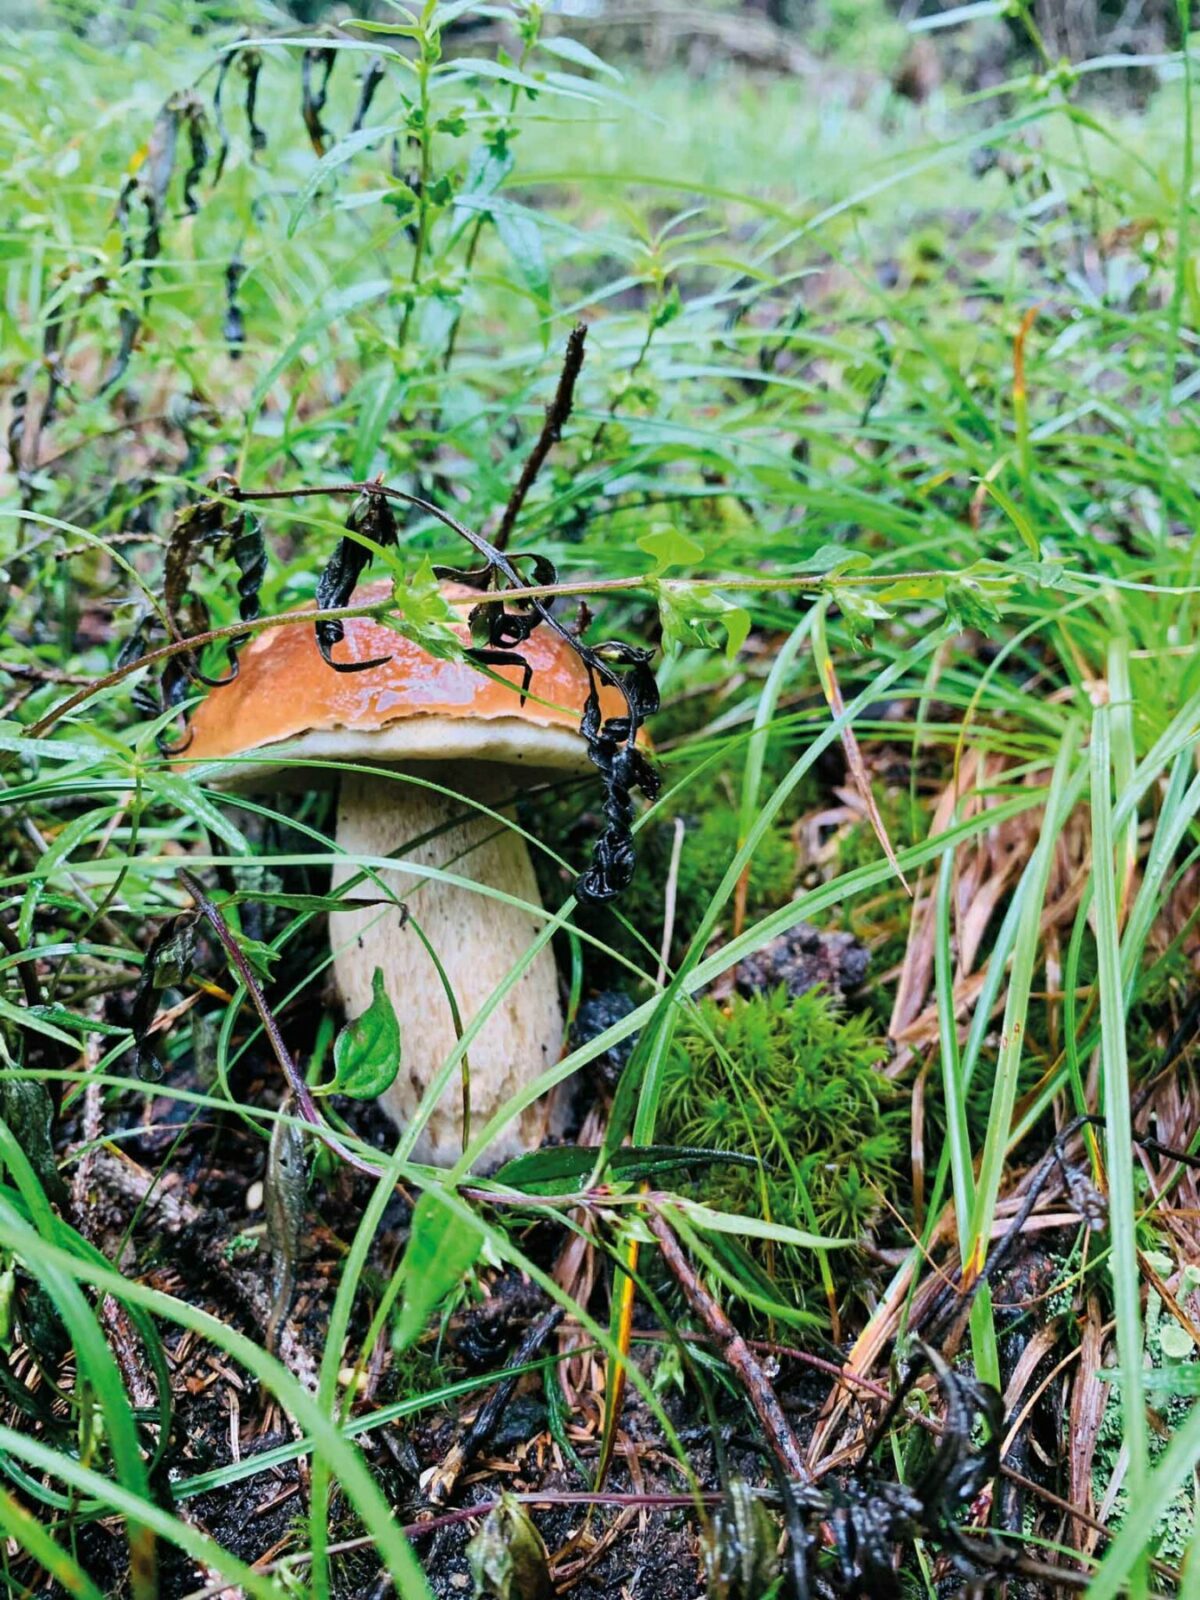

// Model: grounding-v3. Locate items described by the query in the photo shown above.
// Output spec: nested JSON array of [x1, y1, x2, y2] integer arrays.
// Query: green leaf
[[797, 543, 871, 575], [317, 969, 401, 1099], [828, 584, 890, 648], [461, 137, 515, 204], [393, 1189, 482, 1353], [537, 36, 623, 81], [383, 557, 463, 660], [492, 203, 551, 329], [287, 125, 402, 238], [656, 581, 751, 661], [941, 566, 1012, 633], [493, 1144, 758, 1193], [637, 524, 703, 575], [227, 935, 280, 987]]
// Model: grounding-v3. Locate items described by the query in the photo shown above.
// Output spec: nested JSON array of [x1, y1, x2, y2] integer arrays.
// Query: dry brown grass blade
[[1068, 1294, 1109, 1559], [888, 749, 987, 1043], [816, 638, 911, 896], [999, 1316, 1067, 1453]]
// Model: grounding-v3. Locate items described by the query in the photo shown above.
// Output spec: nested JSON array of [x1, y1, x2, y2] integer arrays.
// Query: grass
[[3, 0, 1200, 1593]]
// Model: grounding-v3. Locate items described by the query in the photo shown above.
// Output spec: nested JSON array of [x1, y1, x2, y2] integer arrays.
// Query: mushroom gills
[[330, 768, 565, 1167]]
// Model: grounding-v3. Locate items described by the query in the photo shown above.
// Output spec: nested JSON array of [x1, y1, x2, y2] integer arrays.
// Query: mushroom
[[181, 578, 626, 1167]]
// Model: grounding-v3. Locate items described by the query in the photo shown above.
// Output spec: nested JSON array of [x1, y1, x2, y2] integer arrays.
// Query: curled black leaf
[[315, 488, 399, 671], [41, 308, 66, 433], [350, 55, 385, 135], [164, 498, 227, 641], [6, 388, 25, 481], [102, 178, 161, 392], [573, 644, 660, 904], [102, 89, 208, 388], [223, 254, 246, 356], [243, 49, 267, 153], [794, 1343, 1002, 1598], [301, 45, 336, 156], [214, 47, 268, 184], [463, 646, 533, 704], [179, 94, 208, 215], [212, 51, 233, 183], [127, 495, 267, 745], [229, 510, 266, 633], [431, 559, 496, 591]]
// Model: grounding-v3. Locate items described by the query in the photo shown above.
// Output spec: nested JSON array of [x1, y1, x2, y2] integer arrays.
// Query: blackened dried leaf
[[301, 46, 336, 156], [350, 56, 386, 135], [103, 308, 142, 393], [314, 488, 398, 671], [101, 176, 163, 392], [164, 498, 226, 640], [116, 611, 155, 672], [211, 52, 233, 185], [243, 50, 267, 152], [6, 389, 25, 480], [223, 254, 246, 356], [180, 99, 208, 215], [463, 646, 533, 703], [572, 643, 659, 904], [41, 310, 65, 433], [431, 560, 495, 591], [229, 509, 266, 628]]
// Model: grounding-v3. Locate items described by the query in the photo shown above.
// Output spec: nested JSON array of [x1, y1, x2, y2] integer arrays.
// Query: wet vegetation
[[3, 0, 1200, 1595]]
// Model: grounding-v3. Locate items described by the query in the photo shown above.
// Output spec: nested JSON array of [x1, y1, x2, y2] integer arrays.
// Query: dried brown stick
[[494, 323, 587, 552], [645, 1206, 808, 1483]]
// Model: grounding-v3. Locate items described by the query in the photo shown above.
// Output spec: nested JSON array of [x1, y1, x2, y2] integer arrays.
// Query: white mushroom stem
[[330, 768, 565, 1168]]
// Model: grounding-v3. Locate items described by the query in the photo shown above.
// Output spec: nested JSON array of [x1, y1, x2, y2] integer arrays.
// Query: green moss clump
[[657, 986, 905, 1305]]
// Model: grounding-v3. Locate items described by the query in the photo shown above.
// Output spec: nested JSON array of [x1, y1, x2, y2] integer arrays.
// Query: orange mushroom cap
[[179, 579, 631, 778]]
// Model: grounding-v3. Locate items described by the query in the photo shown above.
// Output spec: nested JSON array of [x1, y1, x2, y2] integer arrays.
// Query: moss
[[1090, 1250, 1199, 1562], [656, 986, 906, 1308]]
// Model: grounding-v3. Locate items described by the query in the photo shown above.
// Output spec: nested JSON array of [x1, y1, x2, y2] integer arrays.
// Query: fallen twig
[[177, 868, 379, 1179], [645, 1205, 808, 1482]]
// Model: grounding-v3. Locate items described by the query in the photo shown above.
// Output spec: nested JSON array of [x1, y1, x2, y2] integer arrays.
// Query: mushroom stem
[[330, 769, 565, 1167]]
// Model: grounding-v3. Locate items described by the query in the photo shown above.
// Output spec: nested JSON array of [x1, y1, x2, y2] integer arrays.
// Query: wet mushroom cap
[[180, 579, 629, 776]]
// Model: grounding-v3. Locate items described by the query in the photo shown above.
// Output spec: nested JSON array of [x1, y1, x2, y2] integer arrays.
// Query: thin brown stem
[[176, 868, 378, 1179], [645, 1205, 808, 1482], [494, 323, 587, 552]]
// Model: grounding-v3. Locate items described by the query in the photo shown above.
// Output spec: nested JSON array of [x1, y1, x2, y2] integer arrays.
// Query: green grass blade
[[1091, 702, 1150, 1597]]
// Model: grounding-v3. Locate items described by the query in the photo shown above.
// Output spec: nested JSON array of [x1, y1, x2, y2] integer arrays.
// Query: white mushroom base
[[330, 769, 565, 1167]]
